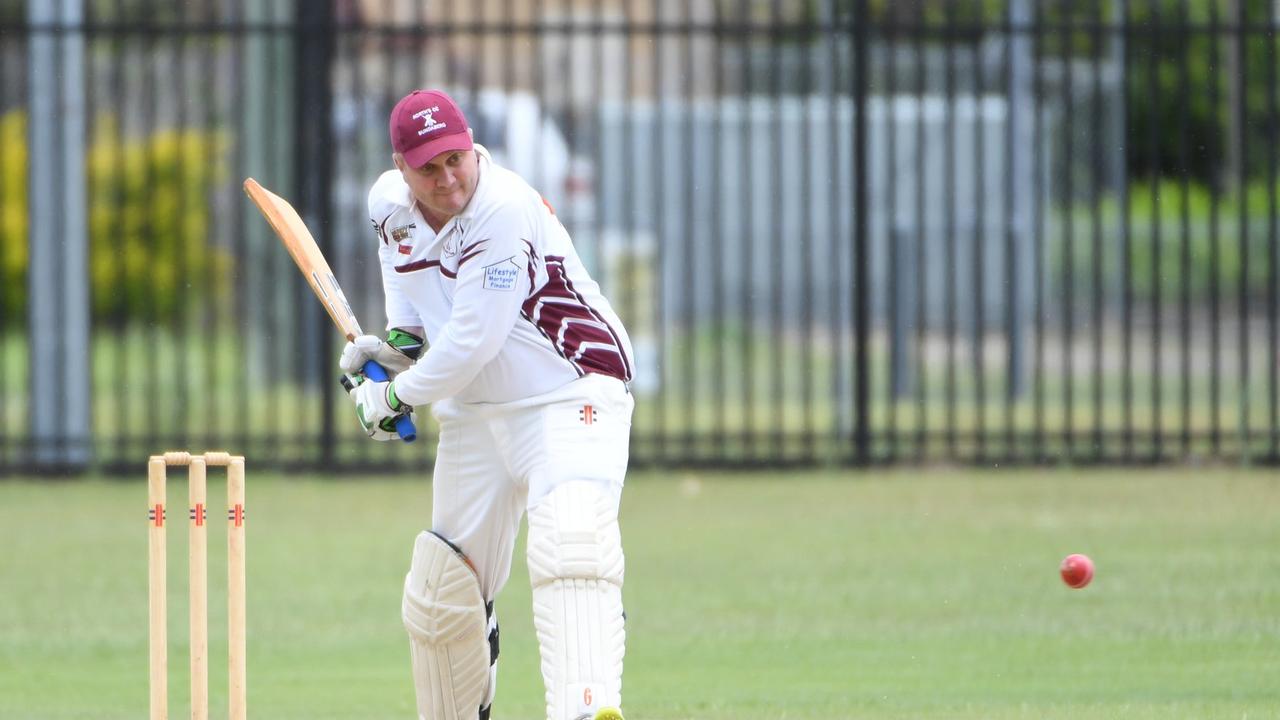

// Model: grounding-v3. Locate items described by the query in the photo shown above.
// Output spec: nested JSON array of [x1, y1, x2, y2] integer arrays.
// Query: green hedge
[[0, 111, 232, 324], [1053, 179, 1280, 302], [0, 112, 25, 324]]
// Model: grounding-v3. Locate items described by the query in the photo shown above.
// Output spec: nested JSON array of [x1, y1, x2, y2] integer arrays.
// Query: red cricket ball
[[1060, 553, 1095, 589]]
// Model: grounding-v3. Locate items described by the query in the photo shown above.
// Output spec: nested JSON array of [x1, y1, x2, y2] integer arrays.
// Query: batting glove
[[338, 328, 424, 378], [345, 373, 413, 441]]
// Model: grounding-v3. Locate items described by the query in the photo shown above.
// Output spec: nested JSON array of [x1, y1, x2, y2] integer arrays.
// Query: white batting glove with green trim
[[345, 374, 413, 441], [338, 328, 423, 378]]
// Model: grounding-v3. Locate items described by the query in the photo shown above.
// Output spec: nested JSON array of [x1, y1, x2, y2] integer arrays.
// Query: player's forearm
[[393, 285, 524, 406], [392, 331, 497, 406]]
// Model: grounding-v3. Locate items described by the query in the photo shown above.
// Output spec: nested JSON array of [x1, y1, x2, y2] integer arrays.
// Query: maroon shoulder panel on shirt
[[520, 256, 632, 382]]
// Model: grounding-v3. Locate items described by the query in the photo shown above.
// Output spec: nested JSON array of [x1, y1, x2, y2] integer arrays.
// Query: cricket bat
[[243, 177, 416, 442]]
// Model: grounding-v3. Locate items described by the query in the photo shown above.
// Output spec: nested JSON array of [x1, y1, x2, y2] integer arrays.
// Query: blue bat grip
[[361, 359, 417, 442]]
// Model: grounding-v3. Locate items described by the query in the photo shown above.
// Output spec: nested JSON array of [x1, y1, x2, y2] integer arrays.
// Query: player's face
[[397, 149, 479, 228]]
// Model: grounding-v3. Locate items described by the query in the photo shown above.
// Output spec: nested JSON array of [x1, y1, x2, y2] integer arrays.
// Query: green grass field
[[2, 469, 1278, 719]]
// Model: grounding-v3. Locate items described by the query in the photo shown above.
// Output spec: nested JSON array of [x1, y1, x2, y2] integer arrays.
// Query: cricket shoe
[[571, 706, 624, 720]]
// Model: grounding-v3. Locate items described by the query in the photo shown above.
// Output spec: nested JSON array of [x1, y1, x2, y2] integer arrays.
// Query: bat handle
[[360, 360, 417, 442]]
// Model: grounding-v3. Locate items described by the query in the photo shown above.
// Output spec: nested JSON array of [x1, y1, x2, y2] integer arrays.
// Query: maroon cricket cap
[[389, 89, 474, 168]]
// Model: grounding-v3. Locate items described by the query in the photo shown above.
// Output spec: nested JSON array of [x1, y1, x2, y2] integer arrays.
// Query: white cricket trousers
[[428, 373, 633, 600]]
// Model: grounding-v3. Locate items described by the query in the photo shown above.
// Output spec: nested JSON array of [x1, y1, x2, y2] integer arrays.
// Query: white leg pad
[[402, 531, 492, 720], [527, 481, 626, 720]]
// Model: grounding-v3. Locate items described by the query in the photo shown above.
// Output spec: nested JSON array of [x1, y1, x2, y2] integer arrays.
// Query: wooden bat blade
[[243, 177, 418, 442], [242, 177, 363, 341]]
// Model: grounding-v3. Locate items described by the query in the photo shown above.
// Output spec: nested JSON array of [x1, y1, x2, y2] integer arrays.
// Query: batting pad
[[402, 531, 491, 720], [527, 481, 626, 720]]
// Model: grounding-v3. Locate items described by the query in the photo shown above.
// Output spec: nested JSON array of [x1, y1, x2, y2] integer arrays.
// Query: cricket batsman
[[340, 88, 633, 720]]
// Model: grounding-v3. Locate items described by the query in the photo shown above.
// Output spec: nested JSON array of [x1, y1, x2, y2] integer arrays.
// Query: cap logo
[[413, 106, 447, 136]]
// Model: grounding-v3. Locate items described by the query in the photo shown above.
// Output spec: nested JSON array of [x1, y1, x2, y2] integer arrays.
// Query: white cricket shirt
[[367, 145, 633, 407]]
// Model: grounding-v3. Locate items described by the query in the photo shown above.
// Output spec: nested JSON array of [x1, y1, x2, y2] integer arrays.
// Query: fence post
[[1008, 0, 1034, 401], [852, 0, 871, 464], [27, 0, 90, 471], [294, 0, 339, 466]]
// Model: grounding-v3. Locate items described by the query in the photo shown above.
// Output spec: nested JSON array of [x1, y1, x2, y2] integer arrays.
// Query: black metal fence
[[1, 0, 1277, 473]]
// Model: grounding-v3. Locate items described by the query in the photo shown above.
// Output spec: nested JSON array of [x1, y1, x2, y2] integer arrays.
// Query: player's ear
[[392, 152, 407, 173], [467, 127, 474, 140]]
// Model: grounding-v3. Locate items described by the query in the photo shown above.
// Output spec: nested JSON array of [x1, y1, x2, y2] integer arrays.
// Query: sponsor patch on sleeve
[[391, 223, 416, 242], [482, 257, 521, 291]]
